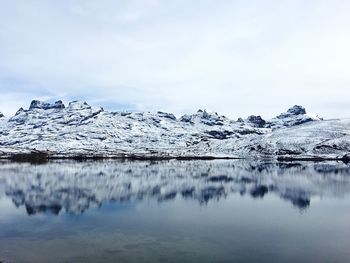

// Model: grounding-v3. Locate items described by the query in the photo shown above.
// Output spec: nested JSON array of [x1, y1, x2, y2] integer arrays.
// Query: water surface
[[0, 160, 350, 262]]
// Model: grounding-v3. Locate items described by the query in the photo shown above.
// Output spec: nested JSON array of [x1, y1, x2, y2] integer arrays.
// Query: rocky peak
[[277, 105, 306, 119], [180, 110, 226, 126], [67, 101, 92, 110], [0, 112, 4, 118], [270, 105, 321, 127], [29, 100, 65, 110], [15, 107, 25, 115], [287, 105, 306, 115], [247, 115, 266, 128]]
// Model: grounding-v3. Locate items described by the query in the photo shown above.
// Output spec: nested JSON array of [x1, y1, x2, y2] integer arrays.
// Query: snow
[[0, 101, 349, 160]]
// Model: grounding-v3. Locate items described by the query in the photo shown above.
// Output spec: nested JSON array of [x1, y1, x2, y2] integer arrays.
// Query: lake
[[0, 160, 349, 263]]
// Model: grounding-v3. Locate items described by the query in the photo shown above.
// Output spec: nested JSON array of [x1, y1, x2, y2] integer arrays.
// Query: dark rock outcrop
[[179, 114, 193, 123], [180, 110, 226, 126], [285, 105, 306, 115], [277, 105, 306, 119], [157, 111, 176, 120], [29, 100, 65, 110], [14, 107, 25, 116], [269, 105, 321, 127], [247, 115, 266, 128], [206, 130, 234, 139]]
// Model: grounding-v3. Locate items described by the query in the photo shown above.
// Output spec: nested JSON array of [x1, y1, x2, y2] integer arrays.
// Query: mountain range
[[0, 100, 349, 161]]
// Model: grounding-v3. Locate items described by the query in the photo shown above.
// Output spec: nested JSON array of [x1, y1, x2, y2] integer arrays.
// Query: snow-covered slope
[[267, 105, 322, 128], [0, 100, 349, 160]]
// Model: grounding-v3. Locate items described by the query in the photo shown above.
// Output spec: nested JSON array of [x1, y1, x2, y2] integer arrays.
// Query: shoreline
[[0, 151, 348, 163]]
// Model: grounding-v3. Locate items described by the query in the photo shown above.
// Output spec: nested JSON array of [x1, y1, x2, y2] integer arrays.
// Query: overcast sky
[[0, 0, 349, 119]]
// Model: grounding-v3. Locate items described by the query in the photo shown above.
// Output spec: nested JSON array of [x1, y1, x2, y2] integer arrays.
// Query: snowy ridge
[[0, 100, 349, 160]]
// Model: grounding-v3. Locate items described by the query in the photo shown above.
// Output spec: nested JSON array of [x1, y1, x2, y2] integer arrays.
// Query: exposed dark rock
[[206, 130, 234, 139], [202, 110, 210, 119], [247, 115, 266, 128], [290, 119, 313, 126], [157, 111, 176, 120], [79, 109, 104, 123], [276, 149, 302, 155], [180, 110, 225, 126], [287, 105, 306, 115], [10, 152, 49, 164], [179, 114, 193, 123], [271, 105, 322, 127], [277, 105, 306, 119], [15, 107, 25, 115], [120, 111, 132, 116], [313, 144, 342, 154], [68, 101, 91, 109], [235, 128, 264, 135], [29, 100, 65, 110], [0, 112, 3, 118]]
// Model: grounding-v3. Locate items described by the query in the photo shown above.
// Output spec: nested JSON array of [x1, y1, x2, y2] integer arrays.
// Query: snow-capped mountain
[[0, 100, 349, 160]]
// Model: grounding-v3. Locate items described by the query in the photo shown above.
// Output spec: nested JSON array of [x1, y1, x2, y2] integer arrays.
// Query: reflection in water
[[1, 160, 350, 263], [0, 160, 349, 215]]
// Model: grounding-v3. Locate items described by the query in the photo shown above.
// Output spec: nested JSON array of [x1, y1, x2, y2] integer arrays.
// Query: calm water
[[0, 160, 350, 263]]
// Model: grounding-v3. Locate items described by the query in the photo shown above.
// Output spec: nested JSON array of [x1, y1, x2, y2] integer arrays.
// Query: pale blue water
[[0, 160, 349, 262]]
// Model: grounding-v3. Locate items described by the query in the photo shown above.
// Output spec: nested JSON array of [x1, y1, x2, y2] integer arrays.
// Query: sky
[[0, 0, 349, 119]]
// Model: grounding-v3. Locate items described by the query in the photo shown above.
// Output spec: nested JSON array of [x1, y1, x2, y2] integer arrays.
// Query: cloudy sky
[[0, 0, 349, 119]]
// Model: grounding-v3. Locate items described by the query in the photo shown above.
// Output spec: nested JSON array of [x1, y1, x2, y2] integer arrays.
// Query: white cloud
[[0, 0, 349, 118]]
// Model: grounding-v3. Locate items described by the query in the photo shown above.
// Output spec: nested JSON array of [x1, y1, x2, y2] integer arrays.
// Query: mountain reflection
[[0, 160, 349, 215]]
